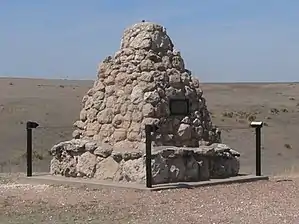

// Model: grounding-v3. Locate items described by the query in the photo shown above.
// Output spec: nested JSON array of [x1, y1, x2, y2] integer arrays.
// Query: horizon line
[[0, 76, 298, 85]]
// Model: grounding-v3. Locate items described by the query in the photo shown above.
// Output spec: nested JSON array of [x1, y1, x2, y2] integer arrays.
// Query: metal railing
[[25, 121, 264, 188]]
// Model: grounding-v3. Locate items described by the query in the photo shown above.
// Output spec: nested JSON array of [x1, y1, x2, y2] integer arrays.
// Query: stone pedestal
[[50, 139, 240, 184]]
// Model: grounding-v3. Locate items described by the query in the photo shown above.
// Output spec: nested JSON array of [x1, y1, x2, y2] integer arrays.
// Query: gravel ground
[[0, 175, 299, 224]]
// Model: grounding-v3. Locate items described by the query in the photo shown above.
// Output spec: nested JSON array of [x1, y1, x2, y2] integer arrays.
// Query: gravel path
[[0, 176, 299, 224]]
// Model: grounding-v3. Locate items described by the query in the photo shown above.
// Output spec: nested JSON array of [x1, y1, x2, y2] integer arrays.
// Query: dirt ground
[[0, 77, 299, 176], [1, 174, 299, 224]]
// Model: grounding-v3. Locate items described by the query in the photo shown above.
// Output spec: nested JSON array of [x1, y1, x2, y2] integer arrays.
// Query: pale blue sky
[[1, 0, 298, 82]]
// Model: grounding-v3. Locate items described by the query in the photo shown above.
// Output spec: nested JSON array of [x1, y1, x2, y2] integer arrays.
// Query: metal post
[[250, 121, 263, 176], [145, 125, 152, 188], [26, 121, 39, 177], [26, 126, 33, 177], [255, 127, 262, 176]]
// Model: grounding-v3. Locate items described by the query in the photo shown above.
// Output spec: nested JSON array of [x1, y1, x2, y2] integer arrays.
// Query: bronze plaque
[[169, 99, 190, 116]]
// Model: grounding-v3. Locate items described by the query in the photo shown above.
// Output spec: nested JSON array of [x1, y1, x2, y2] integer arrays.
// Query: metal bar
[[26, 121, 39, 177], [145, 125, 152, 188], [256, 127, 262, 176], [26, 123, 33, 177]]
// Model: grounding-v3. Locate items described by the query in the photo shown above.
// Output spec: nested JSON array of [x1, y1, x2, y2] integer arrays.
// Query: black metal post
[[145, 125, 152, 188], [250, 121, 263, 176], [26, 121, 39, 177], [255, 127, 262, 176], [26, 126, 33, 177]]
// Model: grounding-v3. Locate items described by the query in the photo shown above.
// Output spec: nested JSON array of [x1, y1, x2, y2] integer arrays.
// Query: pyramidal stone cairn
[[49, 22, 240, 184]]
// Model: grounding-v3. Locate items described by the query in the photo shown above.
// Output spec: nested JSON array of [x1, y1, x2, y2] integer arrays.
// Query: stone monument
[[49, 22, 240, 184]]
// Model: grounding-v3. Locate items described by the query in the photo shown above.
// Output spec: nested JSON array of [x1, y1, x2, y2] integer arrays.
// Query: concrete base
[[18, 173, 269, 191]]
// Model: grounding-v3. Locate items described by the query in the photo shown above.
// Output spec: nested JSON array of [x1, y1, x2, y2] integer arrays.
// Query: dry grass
[[1, 78, 299, 175], [274, 165, 299, 179]]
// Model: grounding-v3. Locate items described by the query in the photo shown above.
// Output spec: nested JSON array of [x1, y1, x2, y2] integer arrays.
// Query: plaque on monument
[[169, 98, 190, 116]]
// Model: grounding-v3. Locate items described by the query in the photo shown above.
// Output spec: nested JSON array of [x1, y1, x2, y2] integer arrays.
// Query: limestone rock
[[94, 157, 119, 180], [116, 158, 145, 183], [94, 145, 113, 158], [72, 130, 82, 139], [74, 120, 85, 130], [50, 158, 61, 175], [113, 129, 127, 142], [85, 142, 98, 152], [76, 152, 97, 177], [177, 124, 192, 140], [120, 22, 174, 51], [197, 157, 210, 181], [59, 157, 77, 177], [49, 139, 88, 156], [151, 154, 169, 184], [168, 157, 186, 181]]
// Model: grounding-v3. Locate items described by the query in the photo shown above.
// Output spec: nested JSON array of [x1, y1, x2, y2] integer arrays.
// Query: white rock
[[76, 152, 97, 177]]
